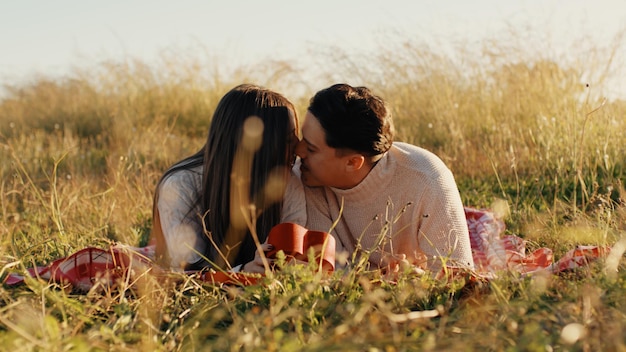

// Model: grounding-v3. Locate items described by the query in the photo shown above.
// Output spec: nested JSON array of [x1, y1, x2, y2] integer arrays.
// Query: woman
[[150, 84, 305, 273]]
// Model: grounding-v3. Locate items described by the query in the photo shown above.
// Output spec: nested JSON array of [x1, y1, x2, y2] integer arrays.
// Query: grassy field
[[0, 30, 625, 351]]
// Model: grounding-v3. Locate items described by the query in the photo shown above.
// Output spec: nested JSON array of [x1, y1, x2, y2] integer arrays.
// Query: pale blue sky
[[1, 0, 625, 98]]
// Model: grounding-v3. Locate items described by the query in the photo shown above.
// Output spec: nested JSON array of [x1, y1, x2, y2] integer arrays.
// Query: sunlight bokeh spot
[[530, 271, 550, 295], [605, 236, 626, 280], [491, 198, 510, 220], [242, 116, 264, 152], [560, 323, 585, 345]]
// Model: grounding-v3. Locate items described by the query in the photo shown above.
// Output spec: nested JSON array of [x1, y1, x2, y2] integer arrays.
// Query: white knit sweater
[[304, 142, 474, 272]]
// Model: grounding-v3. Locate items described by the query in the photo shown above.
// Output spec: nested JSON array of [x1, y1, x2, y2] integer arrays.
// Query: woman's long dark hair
[[152, 84, 297, 270]]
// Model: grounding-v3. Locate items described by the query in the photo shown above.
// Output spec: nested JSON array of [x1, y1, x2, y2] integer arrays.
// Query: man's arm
[[417, 171, 474, 272]]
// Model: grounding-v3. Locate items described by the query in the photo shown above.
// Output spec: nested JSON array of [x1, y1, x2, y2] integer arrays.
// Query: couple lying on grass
[[151, 83, 474, 279], [8, 83, 606, 289]]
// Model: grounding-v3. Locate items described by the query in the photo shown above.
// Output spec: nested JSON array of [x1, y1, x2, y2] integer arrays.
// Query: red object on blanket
[[194, 223, 335, 285], [265, 222, 336, 272]]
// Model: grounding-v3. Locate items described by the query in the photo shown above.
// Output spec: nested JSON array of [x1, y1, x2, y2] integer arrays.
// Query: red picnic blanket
[[3, 208, 611, 290], [464, 207, 610, 277]]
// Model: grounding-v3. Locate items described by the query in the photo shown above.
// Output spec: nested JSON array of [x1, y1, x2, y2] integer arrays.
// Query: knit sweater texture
[[304, 142, 474, 272]]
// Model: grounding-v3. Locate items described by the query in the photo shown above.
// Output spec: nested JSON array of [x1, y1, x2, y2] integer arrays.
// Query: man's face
[[296, 111, 351, 188]]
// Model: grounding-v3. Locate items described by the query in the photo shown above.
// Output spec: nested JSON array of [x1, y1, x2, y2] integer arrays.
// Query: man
[[296, 83, 474, 274]]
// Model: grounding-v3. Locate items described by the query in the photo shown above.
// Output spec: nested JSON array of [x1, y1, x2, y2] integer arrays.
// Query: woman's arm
[[156, 172, 207, 270]]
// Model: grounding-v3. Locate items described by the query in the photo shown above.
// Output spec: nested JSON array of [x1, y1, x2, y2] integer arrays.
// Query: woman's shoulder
[[159, 165, 203, 198]]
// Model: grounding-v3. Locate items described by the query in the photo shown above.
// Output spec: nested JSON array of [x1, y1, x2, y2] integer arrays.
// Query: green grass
[[0, 27, 625, 351]]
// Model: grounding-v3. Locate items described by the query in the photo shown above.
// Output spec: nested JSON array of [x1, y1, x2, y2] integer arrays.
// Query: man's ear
[[346, 154, 365, 171]]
